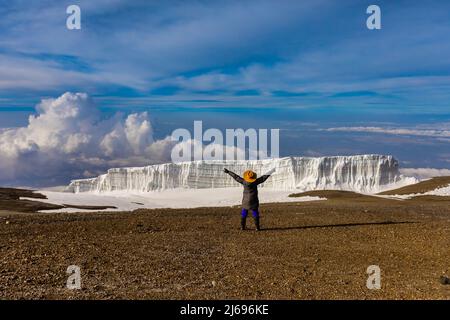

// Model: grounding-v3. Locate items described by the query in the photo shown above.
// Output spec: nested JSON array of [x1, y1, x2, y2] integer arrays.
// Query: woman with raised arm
[[223, 167, 275, 231]]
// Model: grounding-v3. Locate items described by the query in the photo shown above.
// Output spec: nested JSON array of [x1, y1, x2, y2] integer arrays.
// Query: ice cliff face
[[66, 155, 416, 194]]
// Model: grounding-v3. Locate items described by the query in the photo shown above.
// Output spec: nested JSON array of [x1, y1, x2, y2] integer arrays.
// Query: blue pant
[[241, 208, 259, 218]]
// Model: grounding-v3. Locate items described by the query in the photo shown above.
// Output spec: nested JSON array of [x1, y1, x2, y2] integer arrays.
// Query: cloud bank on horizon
[[0, 93, 176, 186]]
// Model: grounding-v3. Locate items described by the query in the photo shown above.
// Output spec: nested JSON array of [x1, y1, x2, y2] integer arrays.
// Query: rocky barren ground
[[0, 186, 449, 300]]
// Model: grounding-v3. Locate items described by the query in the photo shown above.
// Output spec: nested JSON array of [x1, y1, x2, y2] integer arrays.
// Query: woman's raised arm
[[224, 168, 244, 184], [255, 168, 276, 185]]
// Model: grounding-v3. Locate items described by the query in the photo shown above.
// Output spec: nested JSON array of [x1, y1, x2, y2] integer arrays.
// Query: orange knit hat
[[243, 170, 257, 183]]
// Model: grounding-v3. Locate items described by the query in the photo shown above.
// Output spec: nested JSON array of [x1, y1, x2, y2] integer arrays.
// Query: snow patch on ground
[[21, 188, 325, 213], [426, 184, 450, 196], [378, 183, 450, 200]]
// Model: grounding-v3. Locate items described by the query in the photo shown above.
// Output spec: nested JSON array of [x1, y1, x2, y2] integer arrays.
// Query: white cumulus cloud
[[0, 92, 174, 186], [0, 92, 266, 187]]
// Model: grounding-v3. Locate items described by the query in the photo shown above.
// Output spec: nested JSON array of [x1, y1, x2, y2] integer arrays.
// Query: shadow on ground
[[262, 220, 418, 231]]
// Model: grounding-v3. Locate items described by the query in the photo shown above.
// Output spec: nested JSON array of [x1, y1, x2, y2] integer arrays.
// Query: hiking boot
[[254, 216, 261, 231], [240, 217, 246, 230]]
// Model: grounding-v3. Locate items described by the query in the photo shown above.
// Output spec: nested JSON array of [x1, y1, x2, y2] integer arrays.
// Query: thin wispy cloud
[[323, 126, 450, 138]]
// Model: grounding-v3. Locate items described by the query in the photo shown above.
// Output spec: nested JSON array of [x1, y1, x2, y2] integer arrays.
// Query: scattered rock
[[439, 276, 450, 285], [211, 281, 217, 287]]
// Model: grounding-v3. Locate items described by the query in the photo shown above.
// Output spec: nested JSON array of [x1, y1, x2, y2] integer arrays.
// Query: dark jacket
[[226, 170, 271, 210]]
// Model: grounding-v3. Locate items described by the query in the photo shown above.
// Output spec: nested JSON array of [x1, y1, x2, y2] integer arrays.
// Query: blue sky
[[0, 0, 450, 186], [1, 0, 449, 111]]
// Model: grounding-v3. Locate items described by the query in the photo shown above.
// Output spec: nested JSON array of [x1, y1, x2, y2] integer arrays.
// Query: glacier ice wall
[[66, 155, 416, 194]]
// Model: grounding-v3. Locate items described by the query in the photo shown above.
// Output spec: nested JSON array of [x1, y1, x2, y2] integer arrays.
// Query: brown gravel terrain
[[0, 189, 449, 300], [0, 188, 116, 212], [0, 187, 64, 212]]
